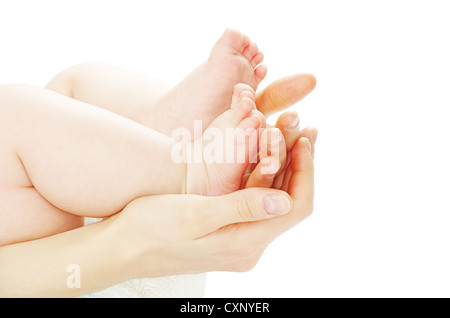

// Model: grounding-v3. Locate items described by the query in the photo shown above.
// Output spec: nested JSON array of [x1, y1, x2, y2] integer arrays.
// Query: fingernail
[[260, 156, 279, 175], [301, 137, 311, 153], [288, 114, 299, 129], [264, 194, 291, 215]]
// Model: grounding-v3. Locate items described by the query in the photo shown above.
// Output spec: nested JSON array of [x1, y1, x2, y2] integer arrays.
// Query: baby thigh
[[0, 187, 84, 247], [0, 123, 82, 246], [0, 84, 181, 217]]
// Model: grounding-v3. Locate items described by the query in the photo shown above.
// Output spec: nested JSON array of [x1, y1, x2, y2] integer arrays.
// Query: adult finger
[[287, 137, 314, 202], [255, 74, 316, 117], [298, 126, 318, 159], [244, 156, 279, 189], [258, 128, 286, 167], [229, 137, 315, 243], [272, 125, 317, 188], [245, 128, 287, 188], [275, 111, 301, 151], [191, 188, 293, 237]]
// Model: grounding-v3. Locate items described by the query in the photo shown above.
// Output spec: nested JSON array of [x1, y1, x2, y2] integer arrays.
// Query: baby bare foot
[[154, 28, 267, 139], [183, 84, 265, 196]]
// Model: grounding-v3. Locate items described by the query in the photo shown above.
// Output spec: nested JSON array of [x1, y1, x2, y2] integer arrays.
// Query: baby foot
[[154, 28, 267, 139], [184, 84, 264, 196]]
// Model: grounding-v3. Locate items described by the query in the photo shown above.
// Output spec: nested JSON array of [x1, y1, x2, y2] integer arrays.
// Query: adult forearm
[[0, 217, 132, 297]]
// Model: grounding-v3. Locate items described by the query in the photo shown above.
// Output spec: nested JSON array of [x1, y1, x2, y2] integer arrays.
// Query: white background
[[1, 0, 449, 297]]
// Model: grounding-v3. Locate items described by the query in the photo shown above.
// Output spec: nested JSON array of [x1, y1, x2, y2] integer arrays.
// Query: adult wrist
[[106, 205, 167, 280]]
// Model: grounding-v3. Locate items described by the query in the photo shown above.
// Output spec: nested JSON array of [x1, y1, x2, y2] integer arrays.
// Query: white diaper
[[80, 218, 206, 298]]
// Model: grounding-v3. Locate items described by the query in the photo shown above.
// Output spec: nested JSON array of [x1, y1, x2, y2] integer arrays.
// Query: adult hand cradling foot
[[0, 72, 316, 297], [114, 72, 317, 282], [115, 124, 316, 279]]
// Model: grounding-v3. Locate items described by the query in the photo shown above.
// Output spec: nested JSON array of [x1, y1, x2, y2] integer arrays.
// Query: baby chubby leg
[[0, 84, 185, 218], [45, 62, 172, 126], [45, 29, 266, 139]]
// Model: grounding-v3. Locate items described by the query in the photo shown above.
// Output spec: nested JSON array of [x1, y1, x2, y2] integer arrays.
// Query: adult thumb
[[194, 188, 293, 236]]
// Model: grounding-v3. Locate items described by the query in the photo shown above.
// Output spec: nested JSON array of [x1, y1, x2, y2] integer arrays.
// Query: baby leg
[[0, 84, 185, 218], [45, 29, 266, 138], [45, 62, 171, 128], [0, 187, 83, 246]]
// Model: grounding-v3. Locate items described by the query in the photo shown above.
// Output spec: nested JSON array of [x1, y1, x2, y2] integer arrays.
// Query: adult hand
[[237, 73, 317, 266], [106, 73, 318, 282], [0, 134, 314, 297], [112, 135, 313, 278]]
